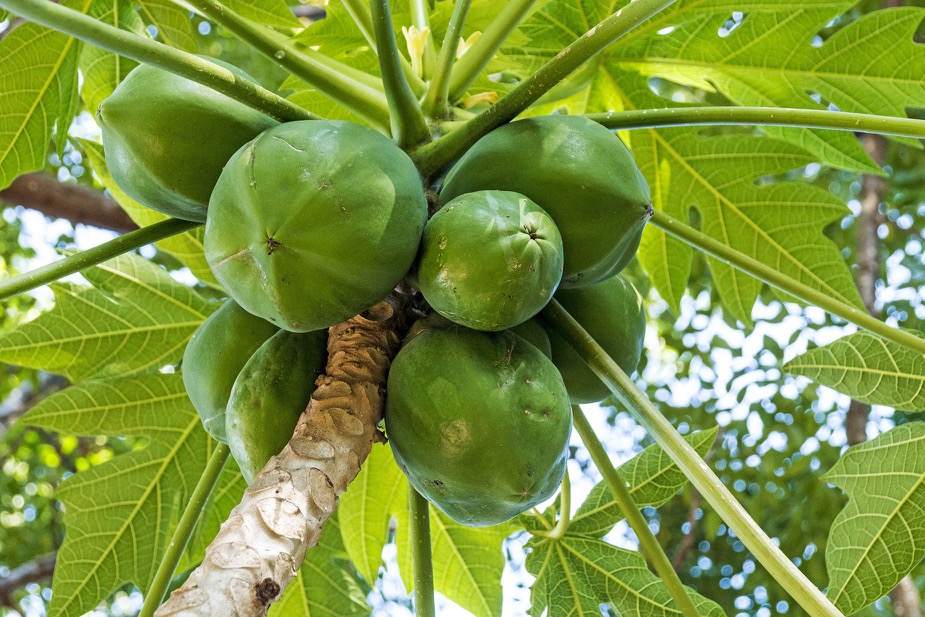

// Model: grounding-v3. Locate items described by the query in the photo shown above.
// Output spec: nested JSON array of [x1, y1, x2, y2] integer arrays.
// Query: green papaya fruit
[[385, 321, 571, 527], [440, 115, 652, 287], [225, 329, 328, 483], [205, 120, 428, 332], [417, 190, 563, 331], [544, 274, 646, 404], [510, 319, 552, 359], [98, 59, 278, 222], [182, 300, 279, 442]]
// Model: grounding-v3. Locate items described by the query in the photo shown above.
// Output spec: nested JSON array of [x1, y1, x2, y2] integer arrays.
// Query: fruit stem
[[340, 0, 427, 96], [370, 0, 432, 148], [185, 0, 393, 133], [413, 0, 678, 179], [0, 218, 200, 301], [409, 0, 437, 79], [572, 406, 700, 617], [649, 210, 925, 357], [544, 469, 571, 541], [422, 0, 472, 120], [447, 0, 539, 103], [0, 0, 313, 122], [139, 444, 230, 617], [540, 300, 845, 617], [408, 486, 436, 617], [586, 106, 925, 141]]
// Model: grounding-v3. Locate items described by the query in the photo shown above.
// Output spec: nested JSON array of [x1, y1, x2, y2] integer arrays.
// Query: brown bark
[[155, 300, 405, 616], [0, 552, 57, 608], [1, 173, 137, 233]]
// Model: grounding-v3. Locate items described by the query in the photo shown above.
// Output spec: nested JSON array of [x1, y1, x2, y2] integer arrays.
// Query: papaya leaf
[[20, 373, 236, 617], [270, 514, 371, 617], [80, 140, 221, 288], [570, 428, 718, 537], [526, 531, 725, 617], [0, 253, 216, 381], [824, 422, 925, 614], [339, 443, 508, 617], [785, 331, 925, 412], [611, 3, 925, 174], [0, 0, 90, 190], [136, 0, 197, 52], [222, 0, 301, 30], [79, 0, 142, 116]]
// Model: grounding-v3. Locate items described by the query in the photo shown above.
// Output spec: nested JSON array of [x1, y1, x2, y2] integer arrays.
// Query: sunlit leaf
[[21, 373, 235, 617], [79, 0, 142, 115], [571, 428, 718, 537], [0, 0, 89, 190], [0, 253, 216, 380], [824, 422, 925, 614], [785, 331, 925, 412], [136, 0, 197, 51]]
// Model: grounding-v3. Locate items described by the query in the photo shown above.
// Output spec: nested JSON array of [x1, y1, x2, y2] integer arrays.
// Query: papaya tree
[[1, 1, 925, 616]]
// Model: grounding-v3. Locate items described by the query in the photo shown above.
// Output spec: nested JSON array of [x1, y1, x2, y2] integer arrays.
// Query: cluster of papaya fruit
[[98, 60, 651, 527]]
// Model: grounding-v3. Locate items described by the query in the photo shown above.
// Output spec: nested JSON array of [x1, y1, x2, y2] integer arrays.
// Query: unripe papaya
[[510, 319, 552, 359], [545, 274, 646, 404], [440, 115, 652, 287], [182, 300, 278, 442], [385, 319, 571, 527], [98, 60, 278, 222], [205, 120, 428, 332], [417, 190, 563, 331], [225, 329, 328, 483]]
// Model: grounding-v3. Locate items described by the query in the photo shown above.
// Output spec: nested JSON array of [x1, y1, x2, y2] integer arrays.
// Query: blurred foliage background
[[2, 1, 924, 616]]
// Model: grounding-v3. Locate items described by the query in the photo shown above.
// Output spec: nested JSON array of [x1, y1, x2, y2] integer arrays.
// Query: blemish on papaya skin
[[213, 245, 253, 269], [266, 237, 281, 255]]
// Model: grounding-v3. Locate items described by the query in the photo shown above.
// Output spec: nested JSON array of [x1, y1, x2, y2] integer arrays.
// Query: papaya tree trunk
[[155, 300, 405, 616]]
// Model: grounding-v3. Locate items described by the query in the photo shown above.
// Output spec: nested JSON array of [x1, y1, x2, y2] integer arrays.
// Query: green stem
[[139, 444, 230, 617], [587, 106, 925, 140], [414, 0, 677, 178], [540, 300, 845, 617], [340, 0, 427, 96], [422, 0, 472, 119], [0, 219, 200, 301], [572, 406, 700, 617], [649, 210, 925, 356], [370, 0, 431, 148], [447, 0, 537, 102], [544, 469, 571, 541], [409, 486, 436, 617], [0, 0, 312, 122], [409, 0, 437, 78], [186, 0, 391, 132]]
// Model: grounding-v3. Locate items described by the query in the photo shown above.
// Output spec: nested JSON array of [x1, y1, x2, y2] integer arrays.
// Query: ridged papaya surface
[[205, 120, 428, 332], [385, 317, 571, 527], [440, 115, 651, 287], [417, 190, 563, 331], [182, 300, 278, 442], [225, 329, 328, 483], [98, 60, 278, 222], [545, 274, 646, 404]]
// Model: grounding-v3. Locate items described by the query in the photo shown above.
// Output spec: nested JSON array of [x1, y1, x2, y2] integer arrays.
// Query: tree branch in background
[[1, 173, 137, 233], [0, 552, 57, 609]]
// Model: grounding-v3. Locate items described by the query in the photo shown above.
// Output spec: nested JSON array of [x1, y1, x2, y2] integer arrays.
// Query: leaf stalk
[[649, 210, 925, 357], [422, 0, 472, 120], [184, 0, 392, 132], [409, 486, 436, 617], [0, 218, 200, 301], [587, 106, 925, 142], [414, 0, 679, 178], [139, 444, 230, 617], [0, 0, 313, 122], [572, 406, 700, 617], [370, 0, 431, 148], [539, 300, 845, 617], [544, 469, 571, 541]]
